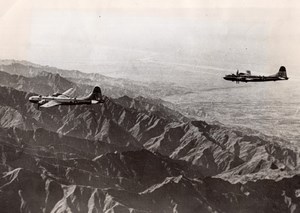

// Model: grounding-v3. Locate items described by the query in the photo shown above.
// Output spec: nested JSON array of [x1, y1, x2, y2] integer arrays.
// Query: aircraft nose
[[29, 96, 37, 103]]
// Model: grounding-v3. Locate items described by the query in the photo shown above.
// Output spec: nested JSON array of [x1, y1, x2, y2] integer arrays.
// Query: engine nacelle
[[91, 100, 99, 104], [38, 100, 47, 105], [52, 92, 62, 97]]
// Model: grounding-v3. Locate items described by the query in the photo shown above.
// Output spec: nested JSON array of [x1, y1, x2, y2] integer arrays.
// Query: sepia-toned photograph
[[0, 0, 299, 212]]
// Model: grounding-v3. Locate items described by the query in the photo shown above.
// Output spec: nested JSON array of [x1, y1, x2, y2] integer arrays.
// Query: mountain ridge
[[0, 60, 192, 99], [0, 84, 297, 180]]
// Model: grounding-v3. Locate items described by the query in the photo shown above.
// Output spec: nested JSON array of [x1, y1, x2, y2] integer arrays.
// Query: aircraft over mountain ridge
[[223, 66, 289, 83], [29, 86, 105, 108]]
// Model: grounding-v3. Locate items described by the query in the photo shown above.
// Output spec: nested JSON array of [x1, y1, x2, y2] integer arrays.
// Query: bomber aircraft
[[223, 66, 288, 83], [29, 86, 105, 109]]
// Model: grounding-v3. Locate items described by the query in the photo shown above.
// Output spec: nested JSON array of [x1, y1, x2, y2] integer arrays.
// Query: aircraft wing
[[40, 100, 61, 108], [61, 88, 74, 97]]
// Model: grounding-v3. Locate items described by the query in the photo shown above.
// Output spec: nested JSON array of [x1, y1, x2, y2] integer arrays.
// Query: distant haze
[[1, 0, 300, 82]]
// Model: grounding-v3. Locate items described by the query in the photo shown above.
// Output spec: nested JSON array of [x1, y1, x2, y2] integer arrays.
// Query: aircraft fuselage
[[29, 96, 99, 105], [29, 86, 104, 108], [223, 75, 288, 82], [223, 66, 288, 83]]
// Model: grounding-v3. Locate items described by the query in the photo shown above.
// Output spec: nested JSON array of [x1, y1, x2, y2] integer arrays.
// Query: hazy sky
[[1, 0, 300, 79]]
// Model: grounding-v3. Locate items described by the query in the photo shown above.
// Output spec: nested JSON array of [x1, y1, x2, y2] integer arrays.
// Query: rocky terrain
[[0, 60, 300, 212]]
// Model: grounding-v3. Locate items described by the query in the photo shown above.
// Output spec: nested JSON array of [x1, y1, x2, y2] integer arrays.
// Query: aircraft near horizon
[[29, 86, 105, 109], [223, 66, 289, 83]]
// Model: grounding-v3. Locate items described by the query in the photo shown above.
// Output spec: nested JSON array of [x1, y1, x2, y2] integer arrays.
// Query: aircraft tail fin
[[277, 66, 288, 79], [85, 86, 104, 102]]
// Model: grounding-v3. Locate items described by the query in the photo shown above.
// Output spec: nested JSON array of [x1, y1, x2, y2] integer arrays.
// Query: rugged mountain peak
[[114, 95, 188, 122]]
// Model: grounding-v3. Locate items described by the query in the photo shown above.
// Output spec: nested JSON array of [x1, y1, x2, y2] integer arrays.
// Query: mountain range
[[0, 60, 299, 213]]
